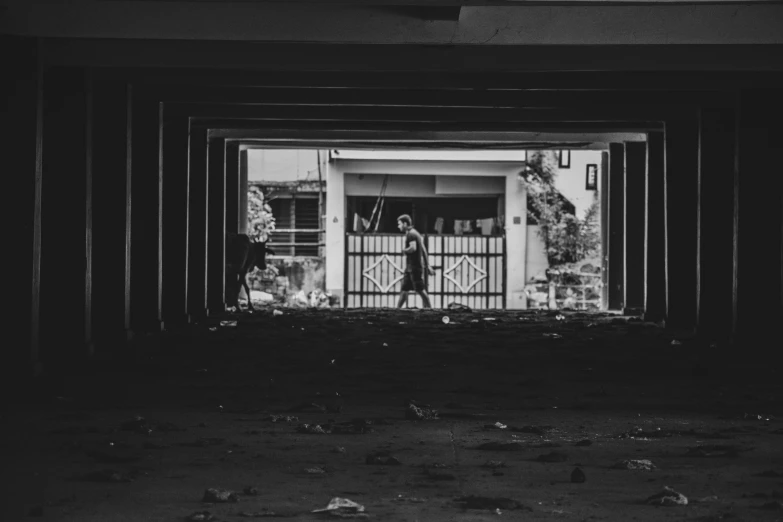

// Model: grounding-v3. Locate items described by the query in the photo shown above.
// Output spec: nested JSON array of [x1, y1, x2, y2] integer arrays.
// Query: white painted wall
[[345, 174, 436, 197], [247, 149, 325, 183], [526, 225, 549, 282], [325, 167, 345, 301], [552, 150, 604, 219], [505, 172, 528, 310]]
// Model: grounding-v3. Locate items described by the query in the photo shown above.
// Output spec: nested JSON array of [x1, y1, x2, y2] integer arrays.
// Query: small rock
[[202, 488, 239, 503], [405, 403, 438, 420], [571, 467, 586, 483], [613, 459, 657, 471], [647, 486, 688, 506]]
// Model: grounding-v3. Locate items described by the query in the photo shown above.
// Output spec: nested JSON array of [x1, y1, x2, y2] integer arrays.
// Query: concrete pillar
[[665, 114, 700, 330], [2, 36, 44, 378], [207, 137, 226, 313], [39, 66, 92, 370], [607, 143, 625, 311], [624, 141, 646, 314], [92, 72, 132, 348], [645, 131, 667, 322], [735, 89, 783, 343], [187, 126, 209, 320], [239, 149, 249, 234], [225, 141, 240, 235], [505, 171, 527, 310], [599, 151, 610, 310], [161, 106, 190, 325], [325, 164, 345, 304], [697, 104, 737, 342], [130, 98, 163, 332]]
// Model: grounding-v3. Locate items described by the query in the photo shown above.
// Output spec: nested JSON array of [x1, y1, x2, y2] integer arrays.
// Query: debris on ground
[[365, 453, 402, 465], [442, 316, 450, 324], [510, 425, 553, 435], [405, 402, 439, 420], [187, 511, 216, 521], [296, 424, 330, 434], [265, 415, 299, 423], [447, 302, 472, 312], [475, 442, 524, 451], [331, 446, 346, 453], [483, 422, 507, 430], [571, 467, 586, 483], [455, 495, 532, 511], [202, 488, 239, 503], [220, 320, 238, 328], [612, 459, 657, 471], [305, 467, 327, 474], [647, 486, 688, 506], [312, 497, 366, 517], [272, 310, 283, 316]]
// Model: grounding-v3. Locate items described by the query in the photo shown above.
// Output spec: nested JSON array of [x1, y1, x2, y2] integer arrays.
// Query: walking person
[[395, 214, 435, 309]]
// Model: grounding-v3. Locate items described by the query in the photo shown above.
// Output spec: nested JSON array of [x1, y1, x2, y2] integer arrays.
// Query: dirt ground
[[2, 308, 781, 521]]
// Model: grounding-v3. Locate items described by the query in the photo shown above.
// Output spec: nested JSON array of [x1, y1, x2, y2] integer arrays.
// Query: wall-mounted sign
[[585, 164, 598, 190]]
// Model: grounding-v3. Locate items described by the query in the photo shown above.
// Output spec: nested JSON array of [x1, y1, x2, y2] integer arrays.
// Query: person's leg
[[397, 291, 409, 309], [418, 290, 432, 309]]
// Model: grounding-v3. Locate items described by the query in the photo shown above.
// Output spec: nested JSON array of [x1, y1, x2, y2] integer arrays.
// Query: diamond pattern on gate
[[362, 254, 405, 293], [444, 255, 487, 293]]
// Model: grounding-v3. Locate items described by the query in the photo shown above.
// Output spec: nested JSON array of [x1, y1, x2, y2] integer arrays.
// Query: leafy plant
[[247, 185, 276, 243], [523, 151, 601, 267]]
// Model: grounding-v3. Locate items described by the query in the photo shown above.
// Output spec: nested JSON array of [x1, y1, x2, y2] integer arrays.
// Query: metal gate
[[345, 233, 505, 309]]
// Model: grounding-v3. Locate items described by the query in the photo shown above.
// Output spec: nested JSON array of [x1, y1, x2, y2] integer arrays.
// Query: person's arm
[[403, 232, 417, 254], [419, 235, 435, 275]]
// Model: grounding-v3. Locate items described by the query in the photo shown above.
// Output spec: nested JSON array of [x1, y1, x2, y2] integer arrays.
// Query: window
[[558, 150, 571, 169], [267, 195, 321, 257]]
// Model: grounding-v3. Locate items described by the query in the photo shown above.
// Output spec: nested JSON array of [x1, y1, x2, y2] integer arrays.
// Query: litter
[[442, 316, 450, 324], [647, 486, 688, 506], [272, 310, 283, 316], [220, 320, 237, 328], [313, 497, 366, 515], [612, 459, 657, 471], [202, 488, 239, 503]]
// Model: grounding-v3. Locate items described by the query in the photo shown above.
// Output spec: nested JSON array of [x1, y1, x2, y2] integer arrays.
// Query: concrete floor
[[2, 309, 781, 521]]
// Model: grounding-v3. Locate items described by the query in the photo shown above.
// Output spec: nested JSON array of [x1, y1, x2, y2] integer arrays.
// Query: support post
[[665, 114, 700, 331], [624, 141, 646, 314], [187, 125, 209, 320], [607, 143, 625, 311], [207, 137, 227, 313], [645, 131, 667, 322]]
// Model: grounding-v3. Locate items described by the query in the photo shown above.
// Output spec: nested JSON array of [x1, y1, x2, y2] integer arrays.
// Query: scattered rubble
[[405, 403, 438, 420], [296, 424, 330, 435], [202, 488, 239, 503], [612, 459, 657, 471], [312, 497, 366, 517], [646, 486, 688, 506]]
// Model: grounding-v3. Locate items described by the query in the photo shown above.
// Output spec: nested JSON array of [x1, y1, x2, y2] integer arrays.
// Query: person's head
[[397, 214, 412, 232]]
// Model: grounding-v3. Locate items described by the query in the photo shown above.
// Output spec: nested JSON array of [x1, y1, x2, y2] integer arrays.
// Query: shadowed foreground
[[1, 309, 781, 521]]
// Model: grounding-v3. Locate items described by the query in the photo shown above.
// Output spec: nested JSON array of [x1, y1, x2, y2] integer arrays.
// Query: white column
[[505, 172, 528, 309], [325, 164, 345, 303]]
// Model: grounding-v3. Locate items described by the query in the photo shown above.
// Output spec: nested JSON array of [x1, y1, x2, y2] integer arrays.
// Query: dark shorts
[[402, 268, 426, 292]]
